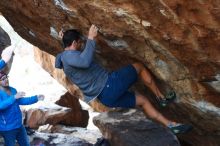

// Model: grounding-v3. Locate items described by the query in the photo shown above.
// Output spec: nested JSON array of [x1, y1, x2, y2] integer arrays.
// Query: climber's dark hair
[[62, 29, 81, 48]]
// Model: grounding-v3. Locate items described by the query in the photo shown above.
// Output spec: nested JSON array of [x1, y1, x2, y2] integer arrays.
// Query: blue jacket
[[55, 39, 108, 103], [0, 87, 38, 131], [0, 60, 6, 69]]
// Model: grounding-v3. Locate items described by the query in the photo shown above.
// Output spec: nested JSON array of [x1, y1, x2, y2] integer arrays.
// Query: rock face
[[0, 26, 10, 50], [93, 109, 180, 146], [0, 26, 13, 74], [0, 0, 220, 145], [56, 92, 89, 127], [24, 103, 71, 128], [0, 131, 93, 146]]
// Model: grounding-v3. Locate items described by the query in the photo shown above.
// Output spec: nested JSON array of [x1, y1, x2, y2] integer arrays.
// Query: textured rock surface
[[93, 109, 180, 146], [56, 92, 89, 127], [0, 26, 13, 73], [23, 103, 70, 128], [0, 0, 220, 145], [0, 131, 93, 146], [0, 26, 10, 50]]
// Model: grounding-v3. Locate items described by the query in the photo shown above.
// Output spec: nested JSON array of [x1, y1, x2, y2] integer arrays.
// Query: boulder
[[23, 102, 71, 128], [93, 109, 180, 146], [0, 0, 220, 145], [0, 25, 13, 74], [56, 92, 89, 127]]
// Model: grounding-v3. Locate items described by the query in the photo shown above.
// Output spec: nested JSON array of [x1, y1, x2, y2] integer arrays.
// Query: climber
[[55, 24, 192, 134]]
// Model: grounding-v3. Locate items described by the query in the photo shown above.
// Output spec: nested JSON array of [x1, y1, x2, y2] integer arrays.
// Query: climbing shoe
[[157, 91, 176, 107], [167, 123, 193, 134]]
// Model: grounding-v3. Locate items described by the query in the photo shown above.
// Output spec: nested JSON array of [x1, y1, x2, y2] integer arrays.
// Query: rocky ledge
[[94, 109, 180, 146]]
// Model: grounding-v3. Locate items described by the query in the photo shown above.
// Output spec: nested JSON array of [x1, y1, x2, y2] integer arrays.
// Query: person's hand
[[15, 92, 25, 99], [58, 29, 64, 39], [37, 94, 45, 101], [88, 24, 98, 40], [1, 45, 15, 63]]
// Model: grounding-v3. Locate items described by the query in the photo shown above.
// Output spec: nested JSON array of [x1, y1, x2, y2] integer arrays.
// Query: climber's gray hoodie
[[55, 39, 108, 103]]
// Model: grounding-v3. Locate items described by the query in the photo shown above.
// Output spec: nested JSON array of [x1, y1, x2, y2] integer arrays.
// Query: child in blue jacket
[[0, 71, 44, 146]]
